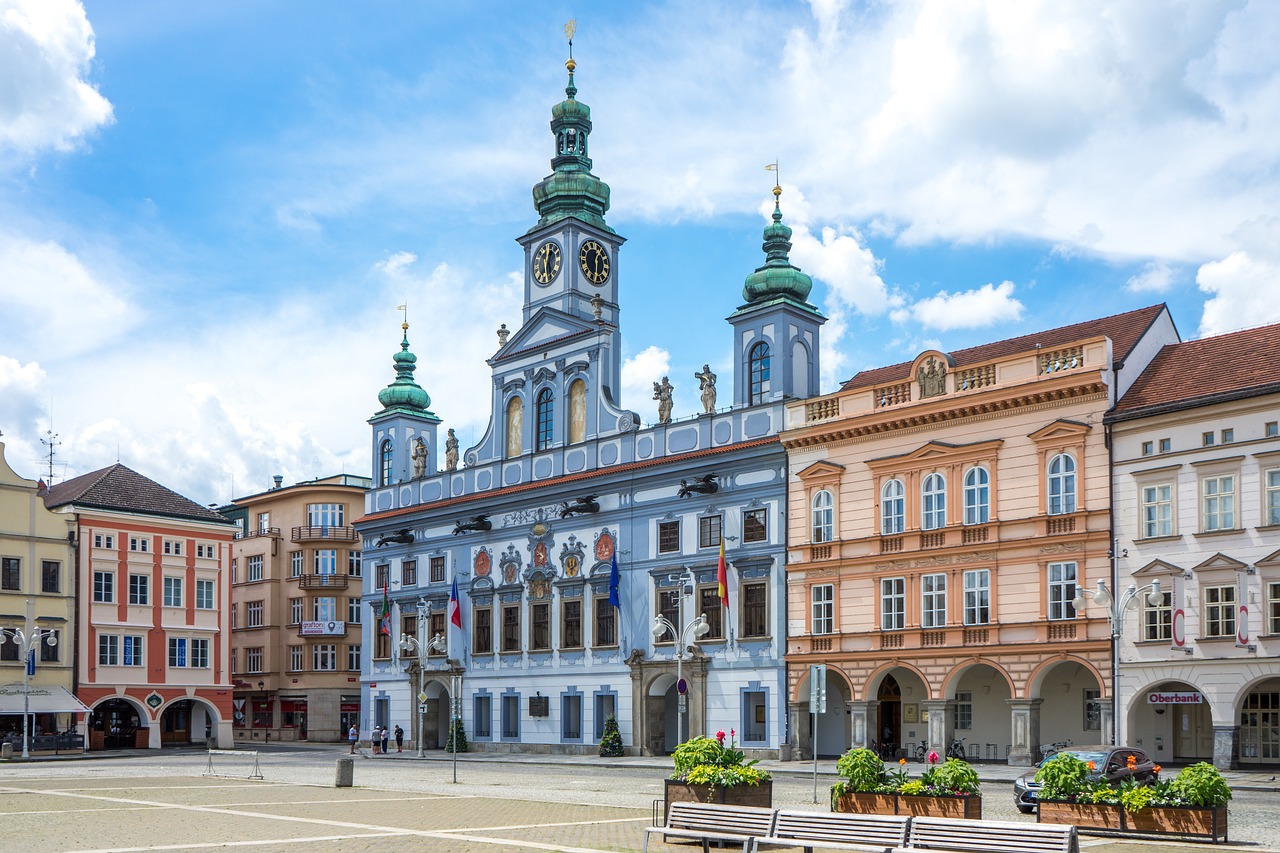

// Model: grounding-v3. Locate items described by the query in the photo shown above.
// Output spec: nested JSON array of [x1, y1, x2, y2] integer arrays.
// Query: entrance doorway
[[92, 699, 143, 750], [877, 675, 902, 758], [1174, 700, 1213, 760], [1241, 689, 1280, 763]]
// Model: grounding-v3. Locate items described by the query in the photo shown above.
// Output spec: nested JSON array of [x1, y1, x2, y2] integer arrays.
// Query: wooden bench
[[751, 809, 910, 852], [642, 801, 777, 853], [895, 816, 1077, 853]]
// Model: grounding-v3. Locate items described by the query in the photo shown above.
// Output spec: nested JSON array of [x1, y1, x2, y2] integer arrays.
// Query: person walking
[[381, 726, 390, 755], [394, 724, 404, 753], [371, 725, 381, 755], [347, 724, 358, 754]]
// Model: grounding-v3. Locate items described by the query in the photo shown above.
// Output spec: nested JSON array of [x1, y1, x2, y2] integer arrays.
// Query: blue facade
[[354, 57, 822, 755]]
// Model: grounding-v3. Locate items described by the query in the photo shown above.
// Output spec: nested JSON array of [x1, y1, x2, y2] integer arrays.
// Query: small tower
[[369, 322, 442, 486], [728, 182, 825, 407]]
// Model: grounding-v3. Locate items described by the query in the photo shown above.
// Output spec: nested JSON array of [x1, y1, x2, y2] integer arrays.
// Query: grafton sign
[[1147, 691, 1203, 704]]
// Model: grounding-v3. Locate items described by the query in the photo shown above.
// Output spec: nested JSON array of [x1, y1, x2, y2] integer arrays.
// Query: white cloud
[[622, 345, 671, 423], [906, 281, 1025, 331], [0, 0, 113, 155], [1125, 261, 1176, 293], [1196, 250, 1280, 336]]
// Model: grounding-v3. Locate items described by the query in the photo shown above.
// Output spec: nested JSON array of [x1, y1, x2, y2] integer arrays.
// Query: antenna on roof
[[41, 429, 61, 486]]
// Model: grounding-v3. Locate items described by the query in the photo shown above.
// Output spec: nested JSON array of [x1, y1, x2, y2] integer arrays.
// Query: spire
[[742, 182, 814, 305], [376, 322, 434, 415], [530, 27, 614, 234]]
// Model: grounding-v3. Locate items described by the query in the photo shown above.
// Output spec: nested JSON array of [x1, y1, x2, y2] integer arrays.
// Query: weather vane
[[766, 161, 780, 190], [397, 303, 408, 329], [564, 19, 576, 50]]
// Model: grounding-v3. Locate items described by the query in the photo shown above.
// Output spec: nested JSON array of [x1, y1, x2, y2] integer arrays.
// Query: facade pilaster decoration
[[847, 699, 874, 752], [1007, 699, 1043, 766], [922, 699, 948, 756]]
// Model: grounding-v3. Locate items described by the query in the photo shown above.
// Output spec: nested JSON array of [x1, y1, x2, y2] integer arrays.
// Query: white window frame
[[307, 503, 345, 527], [195, 578, 215, 610], [290, 645, 303, 672], [963, 466, 990, 525], [247, 600, 263, 627], [93, 571, 114, 603], [1203, 584, 1236, 638], [881, 479, 905, 535], [963, 569, 990, 625], [348, 597, 362, 623], [881, 577, 906, 631], [246, 555, 263, 582], [1201, 474, 1236, 532], [128, 573, 148, 605], [1265, 468, 1280, 528], [163, 576, 183, 608], [315, 549, 338, 575], [1047, 453, 1077, 515], [98, 634, 119, 666], [811, 489, 834, 543], [290, 551, 303, 578], [290, 598, 303, 625], [921, 573, 947, 628], [1142, 483, 1174, 538], [921, 473, 946, 530], [1143, 590, 1172, 641], [314, 596, 337, 621], [129, 536, 150, 553], [1047, 561, 1078, 621], [811, 584, 834, 635], [313, 643, 337, 671], [191, 638, 209, 669]]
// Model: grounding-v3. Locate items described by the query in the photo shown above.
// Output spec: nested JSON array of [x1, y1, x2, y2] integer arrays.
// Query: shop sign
[[300, 620, 345, 636], [1147, 691, 1203, 704]]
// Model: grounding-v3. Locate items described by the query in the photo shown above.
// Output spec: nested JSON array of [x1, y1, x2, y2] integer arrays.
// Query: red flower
[[716, 730, 726, 743], [927, 750, 939, 765]]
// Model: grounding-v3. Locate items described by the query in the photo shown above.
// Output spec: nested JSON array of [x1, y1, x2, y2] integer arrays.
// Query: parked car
[[1014, 745, 1158, 813]]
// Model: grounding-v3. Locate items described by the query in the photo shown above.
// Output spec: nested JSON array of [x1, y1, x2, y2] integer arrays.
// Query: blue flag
[[608, 550, 620, 609]]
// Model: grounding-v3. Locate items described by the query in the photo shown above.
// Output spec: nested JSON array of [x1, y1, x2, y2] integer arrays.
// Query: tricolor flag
[[717, 539, 729, 610], [608, 548, 620, 609], [379, 583, 391, 636], [449, 577, 463, 629]]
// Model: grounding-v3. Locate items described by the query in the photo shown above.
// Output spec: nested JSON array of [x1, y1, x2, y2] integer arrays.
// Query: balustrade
[[805, 398, 840, 422], [875, 382, 911, 407]]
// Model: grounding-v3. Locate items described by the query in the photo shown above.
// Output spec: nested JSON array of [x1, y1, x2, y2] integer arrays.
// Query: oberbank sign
[[1147, 691, 1203, 704]]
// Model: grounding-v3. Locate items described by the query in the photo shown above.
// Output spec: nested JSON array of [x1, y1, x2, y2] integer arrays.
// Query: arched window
[[567, 379, 587, 444], [963, 466, 990, 525], [379, 440, 393, 487], [811, 489, 834, 543], [535, 388, 554, 451], [505, 396, 523, 459], [1048, 453, 1077, 515], [922, 473, 947, 530], [881, 479, 905, 535], [748, 341, 771, 405]]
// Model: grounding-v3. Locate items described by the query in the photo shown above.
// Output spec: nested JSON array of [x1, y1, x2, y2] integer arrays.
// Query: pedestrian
[[381, 726, 390, 755], [371, 725, 381, 755], [394, 724, 404, 753], [347, 723, 357, 754]]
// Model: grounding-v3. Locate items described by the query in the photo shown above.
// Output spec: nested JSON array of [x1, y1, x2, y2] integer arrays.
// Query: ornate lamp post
[[1073, 578, 1163, 746], [0, 600, 59, 759], [399, 598, 445, 758], [651, 600, 710, 748]]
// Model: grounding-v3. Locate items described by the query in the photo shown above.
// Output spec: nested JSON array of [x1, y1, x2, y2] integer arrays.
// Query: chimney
[[273, 475, 283, 489]]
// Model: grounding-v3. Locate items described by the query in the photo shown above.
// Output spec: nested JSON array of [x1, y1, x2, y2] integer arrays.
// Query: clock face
[[578, 240, 610, 285], [532, 240, 562, 285]]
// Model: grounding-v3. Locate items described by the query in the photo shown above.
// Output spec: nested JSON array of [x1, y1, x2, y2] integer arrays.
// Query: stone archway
[[90, 697, 148, 750], [627, 648, 709, 755], [159, 697, 220, 748]]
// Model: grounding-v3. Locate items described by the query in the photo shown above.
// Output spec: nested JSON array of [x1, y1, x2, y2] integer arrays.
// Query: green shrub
[[1035, 753, 1089, 801], [834, 747, 888, 793], [1170, 762, 1232, 807], [597, 714, 623, 757], [671, 730, 771, 787], [925, 758, 981, 796]]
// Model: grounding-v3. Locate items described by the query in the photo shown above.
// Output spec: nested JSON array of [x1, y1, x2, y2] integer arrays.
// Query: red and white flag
[[448, 577, 463, 629]]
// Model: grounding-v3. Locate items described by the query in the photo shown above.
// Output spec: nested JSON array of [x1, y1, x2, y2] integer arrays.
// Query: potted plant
[[831, 748, 982, 819], [598, 714, 623, 758], [665, 730, 772, 810]]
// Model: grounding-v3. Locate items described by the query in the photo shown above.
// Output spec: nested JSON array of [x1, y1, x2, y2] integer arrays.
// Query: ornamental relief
[[1039, 542, 1084, 554], [500, 504, 562, 527]]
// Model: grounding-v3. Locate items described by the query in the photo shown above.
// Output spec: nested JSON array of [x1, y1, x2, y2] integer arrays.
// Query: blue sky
[[3, 0, 1279, 505]]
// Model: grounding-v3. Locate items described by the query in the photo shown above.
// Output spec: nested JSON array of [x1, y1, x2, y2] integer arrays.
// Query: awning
[[0, 684, 92, 714]]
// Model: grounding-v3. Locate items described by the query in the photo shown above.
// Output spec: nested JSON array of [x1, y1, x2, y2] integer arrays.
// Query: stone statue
[[444, 428, 459, 472], [411, 437, 428, 478], [917, 356, 947, 399], [695, 364, 717, 414], [653, 376, 674, 424], [497, 323, 510, 346]]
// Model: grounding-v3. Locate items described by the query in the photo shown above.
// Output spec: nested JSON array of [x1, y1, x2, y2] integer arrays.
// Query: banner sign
[[300, 620, 345, 636]]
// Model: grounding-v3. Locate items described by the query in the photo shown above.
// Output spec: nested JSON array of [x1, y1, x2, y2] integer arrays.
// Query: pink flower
[[716, 730, 726, 742], [928, 750, 939, 765], [730, 728, 736, 738]]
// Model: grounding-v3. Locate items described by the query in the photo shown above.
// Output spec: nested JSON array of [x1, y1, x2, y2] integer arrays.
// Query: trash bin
[[335, 756, 354, 788], [1, 742, 12, 760]]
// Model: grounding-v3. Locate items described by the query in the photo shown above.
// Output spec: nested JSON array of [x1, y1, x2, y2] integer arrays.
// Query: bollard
[[1, 742, 12, 760], [335, 756, 354, 787]]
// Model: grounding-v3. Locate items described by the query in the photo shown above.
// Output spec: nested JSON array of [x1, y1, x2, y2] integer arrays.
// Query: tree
[[598, 714, 623, 757], [445, 715, 469, 753]]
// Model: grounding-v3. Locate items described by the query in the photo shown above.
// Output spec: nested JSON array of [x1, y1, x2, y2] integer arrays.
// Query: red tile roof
[[1112, 322, 1280, 417], [43, 463, 232, 524], [841, 304, 1169, 391]]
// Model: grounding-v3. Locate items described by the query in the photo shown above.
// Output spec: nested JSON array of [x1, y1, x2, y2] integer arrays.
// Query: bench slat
[[643, 802, 778, 853], [752, 809, 909, 852], [899, 817, 1075, 853]]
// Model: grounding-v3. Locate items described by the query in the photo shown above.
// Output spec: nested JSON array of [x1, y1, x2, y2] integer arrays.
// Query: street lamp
[[651, 595, 710, 748], [1072, 578, 1163, 746], [399, 598, 446, 758], [0, 600, 59, 759]]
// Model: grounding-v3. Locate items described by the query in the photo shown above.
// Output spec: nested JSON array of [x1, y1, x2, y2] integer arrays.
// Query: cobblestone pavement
[[0, 746, 1273, 852]]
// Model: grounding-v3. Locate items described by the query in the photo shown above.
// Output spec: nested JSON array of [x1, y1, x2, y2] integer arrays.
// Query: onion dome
[[742, 185, 813, 304], [377, 322, 432, 413], [530, 57, 614, 234]]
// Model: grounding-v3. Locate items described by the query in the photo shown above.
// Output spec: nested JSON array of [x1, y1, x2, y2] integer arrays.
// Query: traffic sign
[[418, 691, 428, 703], [418, 703, 428, 714], [676, 678, 688, 695]]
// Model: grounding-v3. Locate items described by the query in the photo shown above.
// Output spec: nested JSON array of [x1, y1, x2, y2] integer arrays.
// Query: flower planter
[[832, 792, 898, 815], [832, 792, 981, 820], [664, 779, 773, 813], [1038, 801, 1228, 843]]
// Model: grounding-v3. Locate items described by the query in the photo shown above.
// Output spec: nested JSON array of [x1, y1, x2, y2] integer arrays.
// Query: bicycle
[[1039, 738, 1072, 759], [914, 739, 929, 762], [946, 736, 967, 760]]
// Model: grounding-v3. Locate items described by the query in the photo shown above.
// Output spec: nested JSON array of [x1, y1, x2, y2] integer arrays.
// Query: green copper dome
[[377, 323, 432, 413], [742, 187, 813, 304], [530, 58, 614, 234]]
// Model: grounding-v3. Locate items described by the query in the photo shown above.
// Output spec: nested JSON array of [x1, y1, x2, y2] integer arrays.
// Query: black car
[[1014, 745, 1158, 813]]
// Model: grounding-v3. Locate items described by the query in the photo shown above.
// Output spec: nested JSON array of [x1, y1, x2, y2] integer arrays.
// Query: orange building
[[781, 305, 1177, 765], [44, 465, 236, 749]]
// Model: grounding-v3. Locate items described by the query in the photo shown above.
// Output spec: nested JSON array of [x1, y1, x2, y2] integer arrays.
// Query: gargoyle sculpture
[[375, 529, 414, 547], [559, 495, 600, 518], [677, 473, 719, 499], [452, 515, 492, 536]]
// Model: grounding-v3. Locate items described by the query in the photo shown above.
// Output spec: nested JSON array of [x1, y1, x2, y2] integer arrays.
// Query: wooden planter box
[[833, 792, 981, 820], [1038, 800, 1228, 843], [664, 779, 773, 814]]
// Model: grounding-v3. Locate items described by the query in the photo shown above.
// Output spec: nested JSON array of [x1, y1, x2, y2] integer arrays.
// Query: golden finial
[[766, 162, 781, 201]]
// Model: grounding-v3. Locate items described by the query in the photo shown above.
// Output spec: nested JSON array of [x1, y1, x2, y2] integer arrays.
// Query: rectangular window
[[1141, 441, 1153, 456], [1048, 562, 1078, 621], [1266, 469, 1280, 527], [196, 579, 215, 610], [655, 588, 679, 643], [94, 533, 115, 549], [594, 597, 617, 647], [699, 586, 724, 639], [1, 557, 20, 590], [430, 556, 446, 583], [313, 644, 337, 671], [40, 628, 59, 662], [562, 694, 582, 740], [231, 558, 237, 583], [698, 514, 723, 549], [1084, 688, 1103, 731], [98, 634, 119, 666], [168, 637, 187, 668], [1204, 585, 1236, 638], [375, 564, 390, 590], [811, 584, 834, 635], [921, 573, 947, 628], [881, 577, 905, 630], [129, 537, 150, 553], [348, 644, 361, 671], [289, 551, 303, 578], [401, 614, 417, 647], [123, 635, 144, 667], [94, 570, 114, 603], [562, 599, 582, 648], [1203, 431, 1215, 447], [246, 555, 263, 582], [1144, 591, 1172, 641], [196, 544, 214, 558], [474, 695, 492, 738], [191, 638, 209, 668], [501, 694, 520, 739], [1159, 438, 1172, 453], [246, 600, 263, 627], [289, 598, 303, 625], [595, 693, 616, 740], [401, 559, 417, 586], [501, 604, 520, 652], [246, 646, 263, 672], [954, 691, 972, 730], [741, 582, 767, 638], [41, 560, 60, 593], [125, 573, 147, 605], [163, 540, 183, 556], [473, 607, 493, 654], [963, 569, 990, 625], [315, 549, 337, 576], [742, 508, 768, 543], [429, 612, 446, 655], [1270, 582, 1280, 636], [1201, 475, 1236, 531], [313, 596, 336, 621], [257, 512, 270, 532], [307, 503, 345, 527], [657, 521, 680, 554], [290, 645, 303, 671], [348, 597, 362, 623], [1142, 484, 1174, 538], [530, 602, 551, 651], [349, 551, 362, 576], [1222, 428, 1234, 444], [1267, 421, 1279, 438], [0, 639, 14, 662]]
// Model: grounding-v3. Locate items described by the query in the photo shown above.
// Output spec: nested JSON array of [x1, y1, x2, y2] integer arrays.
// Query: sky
[[2, 0, 1279, 506]]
